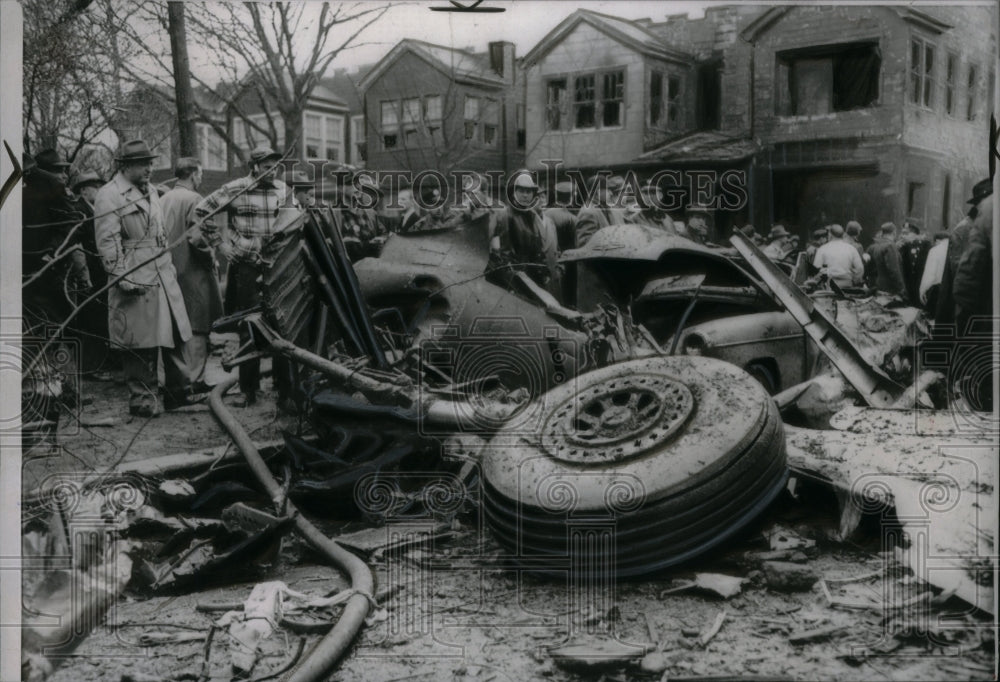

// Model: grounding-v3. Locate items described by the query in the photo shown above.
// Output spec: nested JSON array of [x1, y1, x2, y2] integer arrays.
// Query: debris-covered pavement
[[21, 207, 996, 682]]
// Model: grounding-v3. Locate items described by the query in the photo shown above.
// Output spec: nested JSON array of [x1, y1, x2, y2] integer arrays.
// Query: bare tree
[[106, 1, 392, 164]]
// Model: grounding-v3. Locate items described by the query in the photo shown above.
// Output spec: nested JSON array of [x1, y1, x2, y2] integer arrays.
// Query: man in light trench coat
[[94, 139, 193, 417]]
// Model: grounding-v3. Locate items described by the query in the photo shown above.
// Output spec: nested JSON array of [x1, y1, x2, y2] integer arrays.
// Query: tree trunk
[[167, 1, 197, 158]]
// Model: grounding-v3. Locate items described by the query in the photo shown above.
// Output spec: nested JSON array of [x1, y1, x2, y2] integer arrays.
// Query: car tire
[[745, 360, 779, 395], [482, 355, 788, 577]]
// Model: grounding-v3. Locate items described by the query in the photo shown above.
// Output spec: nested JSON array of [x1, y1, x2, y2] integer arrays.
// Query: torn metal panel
[[730, 232, 904, 407], [784, 423, 996, 614]]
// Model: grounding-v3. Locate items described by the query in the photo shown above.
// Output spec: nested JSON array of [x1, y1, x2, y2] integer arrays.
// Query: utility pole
[[167, 1, 197, 157]]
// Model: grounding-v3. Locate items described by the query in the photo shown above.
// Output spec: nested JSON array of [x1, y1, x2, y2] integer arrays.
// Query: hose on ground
[[209, 375, 374, 682]]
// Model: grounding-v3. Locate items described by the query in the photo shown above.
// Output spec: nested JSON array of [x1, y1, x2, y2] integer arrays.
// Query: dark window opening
[[602, 71, 624, 127], [483, 124, 497, 146], [777, 42, 881, 116], [667, 76, 681, 126], [966, 64, 979, 121], [383, 134, 397, 150], [945, 53, 958, 116], [696, 61, 721, 130], [650, 71, 663, 126], [546, 79, 567, 130], [574, 74, 596, 128], [909, 38, 935, 109], [907, 181, 924, 218]]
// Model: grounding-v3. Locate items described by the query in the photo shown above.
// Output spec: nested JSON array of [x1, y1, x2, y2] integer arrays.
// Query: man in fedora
[[191, 145, 289, 406], [161, 157, 222, 395], [762, 224, 792, 260], [94, 139, 193, 416]]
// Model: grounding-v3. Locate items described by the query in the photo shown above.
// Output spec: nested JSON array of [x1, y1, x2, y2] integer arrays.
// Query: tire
[[482, 356, 787, 577], [745, 360, 779, 395]]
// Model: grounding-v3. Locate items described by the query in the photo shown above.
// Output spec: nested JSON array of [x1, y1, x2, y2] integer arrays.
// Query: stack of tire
[[482, 355, 787, 578]]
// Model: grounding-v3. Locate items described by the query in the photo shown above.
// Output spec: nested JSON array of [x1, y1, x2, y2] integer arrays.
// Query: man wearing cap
[[191, 146, 288, 405], [288, 171, 319, 210], [575, 175, 625, 247], [161, 157, 223, 394], [488, 171, 558, 292], [864, 223, 906, 297], [680, 208, 712, 245], [845, 221, 865, 258], [814, 223, 864, 289], [94, 139, 193, 416]]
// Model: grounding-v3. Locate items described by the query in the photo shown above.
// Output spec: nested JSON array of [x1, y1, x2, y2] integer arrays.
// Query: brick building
[[519, 4, 995, 241], [359, 39, 525, 179], [742, 5, 995, 238]]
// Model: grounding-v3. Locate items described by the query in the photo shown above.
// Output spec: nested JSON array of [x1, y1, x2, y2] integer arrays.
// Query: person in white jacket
[[919, 232, 949, 313]]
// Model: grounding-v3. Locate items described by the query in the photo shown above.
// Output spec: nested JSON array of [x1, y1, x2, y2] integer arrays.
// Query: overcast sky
[[185, 1, 712, 78]]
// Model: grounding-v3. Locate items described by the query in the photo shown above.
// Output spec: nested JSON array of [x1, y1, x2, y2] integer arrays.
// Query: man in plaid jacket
[[190, 146, 290, 406]]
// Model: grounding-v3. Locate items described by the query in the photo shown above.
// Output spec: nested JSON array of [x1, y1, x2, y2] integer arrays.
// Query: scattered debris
[[762, 561, 819, 593], [788, 623, 849, 644], [659, 573, 745, 600], [699, 609, 727, 647], [549, 639, 648, 672]]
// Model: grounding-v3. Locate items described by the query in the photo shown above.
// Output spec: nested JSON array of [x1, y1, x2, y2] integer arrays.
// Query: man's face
[[123, 160, 153, 188], [296, 188, 315, 207], [255, 159, 279, 182], [689, 216, 708, 235], [56, 169, 69, 185], [513, 186, 535, 208], [397, 189, 413, 211], [80, 185, 98, 203]]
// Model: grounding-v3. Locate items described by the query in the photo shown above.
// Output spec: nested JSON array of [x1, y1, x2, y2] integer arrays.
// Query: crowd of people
[[21, 138, 994, 417]]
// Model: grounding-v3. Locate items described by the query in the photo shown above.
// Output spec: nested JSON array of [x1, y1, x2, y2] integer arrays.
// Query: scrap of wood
[[699, 609, 727, 647], [788, 623, 849, 644], [643, 612, 659, 648]]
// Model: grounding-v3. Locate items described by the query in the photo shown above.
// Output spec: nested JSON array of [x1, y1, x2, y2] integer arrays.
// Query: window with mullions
[[602, 71, 624, 127], [546, 79, 567, 130], [574, 74, 596, 128], [910, 37, 935, 109], [380, 100, 398, 150]]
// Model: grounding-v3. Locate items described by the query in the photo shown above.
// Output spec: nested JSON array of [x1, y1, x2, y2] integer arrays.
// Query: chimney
[[488, 41, 515, 81]]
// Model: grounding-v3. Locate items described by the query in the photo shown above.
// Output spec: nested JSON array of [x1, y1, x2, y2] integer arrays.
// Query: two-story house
[[359, 39, 525, 181], [522, 10, 698, 172], [743, 5, 994, 237]]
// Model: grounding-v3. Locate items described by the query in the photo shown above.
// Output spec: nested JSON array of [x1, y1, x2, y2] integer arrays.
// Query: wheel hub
[[541, 373, 695, 464]]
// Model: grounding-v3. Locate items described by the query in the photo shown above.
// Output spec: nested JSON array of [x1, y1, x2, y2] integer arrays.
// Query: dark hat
[[34, 148, 71, 171], [686, 204, 712, 216], [248, 146, 282, 165], [554, 181, 575, 196], [287, 171, 315, 189], [71, 171, 104, 192], [607, 175, 626, 192], [639, 179, 662, 194], [811, 228, 828, 239], [967, 177, 993, 205], [115, 139, 159, 162]]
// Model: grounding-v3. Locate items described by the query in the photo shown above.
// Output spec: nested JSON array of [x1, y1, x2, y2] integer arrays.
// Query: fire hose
[[209, 376, 373, 682]]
